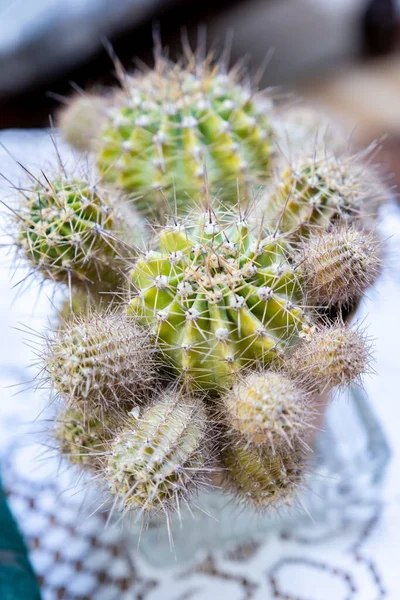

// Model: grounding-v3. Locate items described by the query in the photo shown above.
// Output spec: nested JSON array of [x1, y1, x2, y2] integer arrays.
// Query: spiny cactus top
[[97, 59, 275, 216], [16, 176, 134, 291], [129, 207, 307, 390], [106, 389, 211, 516], [266, 153, 381, 234]]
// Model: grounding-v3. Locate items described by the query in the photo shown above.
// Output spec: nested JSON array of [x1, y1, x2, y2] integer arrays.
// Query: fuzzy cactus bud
[[96, 58, 275, 216], [58, 93, 108, 151], [54, 405, 120, 469], [265, 153, 382, 234], [45, 311, 158, 411], [289, 323, 370, 393], [15, 175, 140, 292], [220, 370, 314, 451], [106, 389, 212, 516], [299, 225, 381, 308], [128, 206, 307, 390], [221, 440, 306, 509]]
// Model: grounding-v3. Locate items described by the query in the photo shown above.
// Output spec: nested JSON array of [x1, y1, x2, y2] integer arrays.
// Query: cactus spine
[[96, 59, 275, 216], [58, 93, 108, 151], [106, 389, 212, 515], [129, 206, 307, 390]]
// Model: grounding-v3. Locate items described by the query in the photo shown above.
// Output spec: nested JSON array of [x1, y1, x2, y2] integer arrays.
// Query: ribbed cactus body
[[266, 155, 375, 234], [54, 406, 118, 469], [221, 441, 305, 509], [45, 312, 157, 410], [97, 62, 275, 215], [17, 177, 131, 290], [129, 210, 306, 390], [221, 371, 312, 450], [107, 391, 210, 515]]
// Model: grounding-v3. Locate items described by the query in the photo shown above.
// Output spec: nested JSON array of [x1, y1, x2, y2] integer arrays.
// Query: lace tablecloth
[[0, 130, 399, 599]]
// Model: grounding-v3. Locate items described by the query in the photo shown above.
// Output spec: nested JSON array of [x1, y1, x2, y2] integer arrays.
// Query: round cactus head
[[289, 323, 370, 393], [45, 311, 158, 412], [266, 152, 383, 235], [299, 225, 381, 308], [221, 370, 314, 451], [97, 57, 275, 217], [221, 439, 306, 509], [128, 206, 307, 390], [58, 93, 108, 151], [15, 175, 135, 292], [106, 388, 212, 517]]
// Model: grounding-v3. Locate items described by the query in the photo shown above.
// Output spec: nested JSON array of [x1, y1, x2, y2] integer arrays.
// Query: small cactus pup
[[265, 150, 384, 235], [106, 388, 212, 518], [299, 225, 381, 309], [220, 438, 307, 509], [289, 322, 371, 394], [14, 171, 142, 295], [44, 310, 159, 413], [220, 370, 314, 452], [58, 92, 109, 151], [128, 205, 308, 390], [54, 405, 121, 470], [96, 56, 276, 217]]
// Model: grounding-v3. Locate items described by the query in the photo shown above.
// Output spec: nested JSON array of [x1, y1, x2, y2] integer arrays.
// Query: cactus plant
[[106, 388, 212, 516], [15, 174, 142, 293], [58, 93, 108, 152], [265, 152, 382, 235], [289, 323, 370, 393], [220, 439, 306, 509], [299, 225, 381, 308], [128, 206, 308, 390], [220, 370, 314, 451], [96, 58, 275, 217], [44, 311, 158, 412], [54, 405, 120, 469]]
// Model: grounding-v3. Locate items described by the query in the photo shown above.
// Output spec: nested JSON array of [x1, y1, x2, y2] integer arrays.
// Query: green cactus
[[128, 207, 307, 390], [265, 153, 382, 235], [220, 370, 313, 451], [299, 225, 381, 308], [96, 59, 275, 217], [106, 388, 211, 516], [54, 405, 120, 469], [221, 439, 306, 509], [45, 311, 158, 412], [16, 175, 141, 292]]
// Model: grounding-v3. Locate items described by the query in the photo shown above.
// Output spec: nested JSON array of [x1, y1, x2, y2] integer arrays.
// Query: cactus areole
[[129, 210, 306, 389]]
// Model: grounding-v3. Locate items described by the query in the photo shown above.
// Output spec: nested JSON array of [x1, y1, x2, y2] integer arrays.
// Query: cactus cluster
[[6, 47, 386, 529]]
